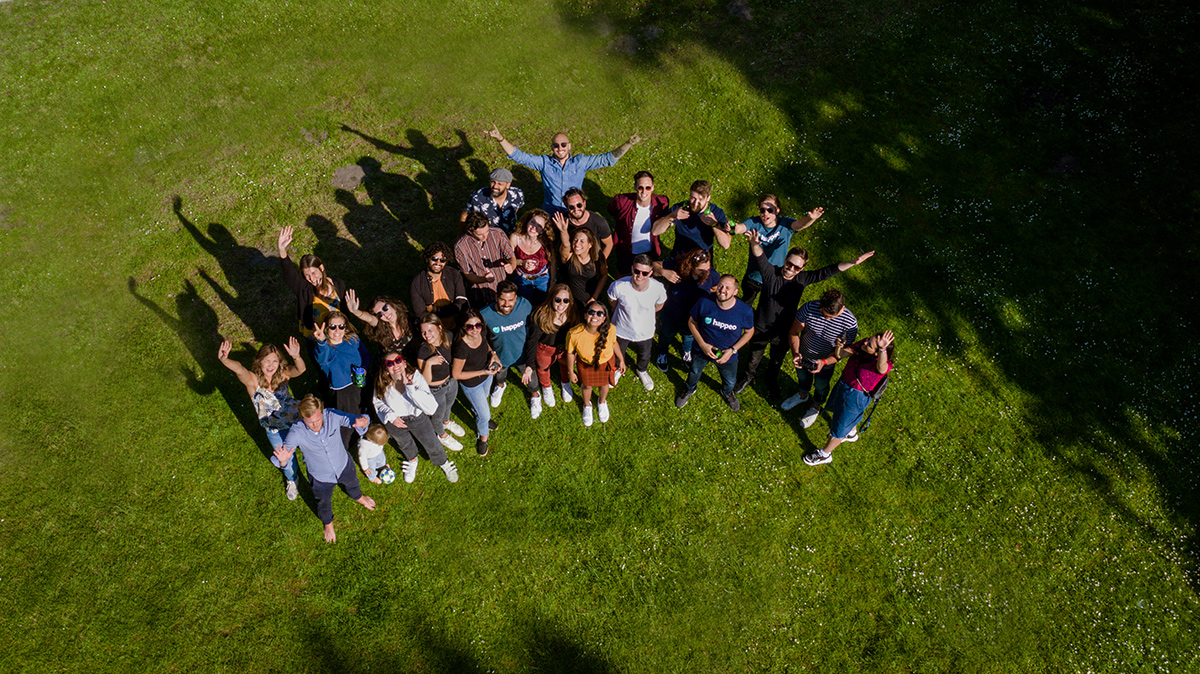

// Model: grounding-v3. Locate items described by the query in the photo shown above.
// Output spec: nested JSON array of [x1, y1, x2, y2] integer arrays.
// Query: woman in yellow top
[[566, 300, 626, 426]]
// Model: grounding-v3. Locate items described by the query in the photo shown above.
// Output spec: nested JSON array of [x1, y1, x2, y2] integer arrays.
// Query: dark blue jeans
[[795, 362, 837, 406], [686, 349, 739, 396]]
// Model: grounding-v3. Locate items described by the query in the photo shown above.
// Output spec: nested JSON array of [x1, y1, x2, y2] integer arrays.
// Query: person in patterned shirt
[[460, 167, 525, 234]]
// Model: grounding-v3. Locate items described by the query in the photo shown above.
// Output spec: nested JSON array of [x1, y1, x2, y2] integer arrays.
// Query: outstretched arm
[[611, 133, 642, 160], [217, 340, 259, 394], [790, 207, 825, 232], [837, 249, 875, 272], [485, 125, 516, 156]]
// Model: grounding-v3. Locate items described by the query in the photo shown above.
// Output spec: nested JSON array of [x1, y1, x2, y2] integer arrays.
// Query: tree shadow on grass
[[556, 0, 1200, 588]]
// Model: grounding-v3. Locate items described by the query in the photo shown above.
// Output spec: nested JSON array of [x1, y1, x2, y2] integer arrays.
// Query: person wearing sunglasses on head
[[606, 254, 666, 391], [451, 310, 503, 456], [484, 125, 642, 212], [557, 188, 613, 261], [460, 167, 525, 234], [727, 195, 824, 305], [566, 300, 625, 426], [734, 229, 874, 400], [409, 242, 468, 330], [652, 248, 719, 372], [509, 209, 555, 306], [373, 349, 460, 485], [607, 170, 670, 277], [520, 283, 582, 415], [652, 180, 732, 257], [675, 275, 755, 411]]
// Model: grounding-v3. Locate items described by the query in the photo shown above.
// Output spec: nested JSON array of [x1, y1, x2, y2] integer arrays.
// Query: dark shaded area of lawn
[[550, 0, 1200, 581]]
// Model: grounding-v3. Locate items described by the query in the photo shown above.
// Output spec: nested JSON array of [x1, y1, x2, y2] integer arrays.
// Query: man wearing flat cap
[[461, 167, 525, 234]]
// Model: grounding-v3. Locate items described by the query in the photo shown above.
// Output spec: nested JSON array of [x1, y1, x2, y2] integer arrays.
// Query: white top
[[630, 204, 653, 254], [607, 276, 667, 342], [373, 370, 439, 425], [358, 438, 387, 467]]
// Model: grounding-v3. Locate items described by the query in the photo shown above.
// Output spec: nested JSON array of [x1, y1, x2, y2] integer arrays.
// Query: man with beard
[[561, 187, 614, 260], [675, 275, 755, 411], [461, 167, 525, 234], [734, 230, 874, 398]]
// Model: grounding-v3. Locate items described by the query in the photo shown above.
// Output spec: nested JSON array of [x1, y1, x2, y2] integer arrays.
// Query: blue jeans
[[657, 312, 694, 358], [686, 349, 739, 396], [363, 450, 388, 480], [514, 270, 549, 306], [826, 381, 870, 439], [459, 376, 494, 437], [265, 428, 299, 482], [795, 362, 837, 406]]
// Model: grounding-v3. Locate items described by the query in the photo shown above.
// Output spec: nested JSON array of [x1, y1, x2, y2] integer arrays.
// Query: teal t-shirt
[[480, 297, 533, 367], [742, 216, 797, 283]]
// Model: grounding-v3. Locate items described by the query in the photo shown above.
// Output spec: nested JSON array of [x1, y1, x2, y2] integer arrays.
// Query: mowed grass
[[1, 0, 1198, 671]]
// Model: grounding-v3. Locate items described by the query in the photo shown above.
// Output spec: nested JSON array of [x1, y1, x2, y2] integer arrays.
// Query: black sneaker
[[488, 419, 499, 431], [675, 388, 696, 408], [721, 391, 741, 411], [654, 354, 668, 372], [732, 376, 751, 395], [476, 437, 490, 456]]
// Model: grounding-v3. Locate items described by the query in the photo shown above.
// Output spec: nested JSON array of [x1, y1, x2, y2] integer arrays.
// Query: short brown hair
[[298, 393, 324, 418], [464, 211, 489, 232], [689, 180, 711, 197], [819, 289, 846, 314]]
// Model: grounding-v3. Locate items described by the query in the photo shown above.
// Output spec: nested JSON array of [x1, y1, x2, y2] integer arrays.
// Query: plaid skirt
[[577, 355, 618, 387]]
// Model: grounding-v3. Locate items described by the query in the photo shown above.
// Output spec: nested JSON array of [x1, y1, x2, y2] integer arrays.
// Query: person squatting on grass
[[803, 331, 895, 466], [277, 225, 346, 339], [607, 253, 666, 391], [217, 337, 308, 502], [675, 275, 755, 411], [784, 289, 859, 428], [415, 315, 467, 451], [479, 280, 535, 414], [373, 349, 459, 485], [735, 229, 874, 399], [276, 394, 376, 543], [358, 424, 391, 484], [451, 309, 502, 456], [566, 300, 625, 426], [521, 283, 581, 415], [486, 125, 642, 211]]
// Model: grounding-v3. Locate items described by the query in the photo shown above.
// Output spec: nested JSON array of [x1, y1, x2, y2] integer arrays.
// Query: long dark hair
[[675, 248, 711, 280], [363, 296, 411, 346], [373, 348, 407, 401], [584, 299, 612, 366], [532, 283, 580, 334], [455, 309, 489, 345], [570, 228, 607, 280]]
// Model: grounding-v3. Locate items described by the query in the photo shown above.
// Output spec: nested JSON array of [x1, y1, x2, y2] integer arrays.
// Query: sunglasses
[[636, 185, 653, 191], [429, 257, 447, 264], [567, 203, 585, 210], [553, 142, 569, 148], [384, 358, 404, 368], [783, 260, 805, 270], [553, 297, 571, 304], [464, 323, 483, 331], [373, 308, 390, 318], [327, 324, 347, 331], [759, 205, 777, 214], [586, 309, 606, 317], [632, 269, 652, 277]]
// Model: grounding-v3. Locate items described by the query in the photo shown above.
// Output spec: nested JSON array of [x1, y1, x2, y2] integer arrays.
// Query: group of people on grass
[[217, 128, 895, 542]]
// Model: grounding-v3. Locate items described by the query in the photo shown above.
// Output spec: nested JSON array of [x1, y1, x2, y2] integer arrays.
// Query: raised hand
[[853, 250, 875, 266], [313, 322, 326, 342], [277, 225, 293, 257], [485, 124, 504, 141], [283, 336, 302, 360], [745, 229, 760, 246], [218, 340, 233, 360], [273, 445, 295, 466], [879, 330, 895, 349], [345, 288, 360, 314], [627, 133, 643, 145], [807, 206, 825, 221], [552, 211, 570, 233]]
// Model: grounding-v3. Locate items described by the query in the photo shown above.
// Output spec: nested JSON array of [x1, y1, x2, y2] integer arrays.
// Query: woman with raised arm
[[372, 349, 460, 485], [553, 211, 607, 307], [277, 225, 347, 339], [803, 330, 896, 467], [344, 291, 414, 354], [520, 283, 581, 415], [565, 300, 625, 427], [217, 337, 307, 501], [451, 309, 502, 457], [416, 314, 466, 451], [509, 209, 554, 305]]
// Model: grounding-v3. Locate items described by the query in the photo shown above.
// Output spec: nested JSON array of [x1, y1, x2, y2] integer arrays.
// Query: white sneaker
[[582, 406, 594, 426], [530, 395, 543, 419], [443, 420, 466, 437], [800, 405, 821, 429], [402, 458, 419, 483], [561, 383, 574, 403], [489, 384, 506, 408], [542, 386, 556, 407], [637, 370, 654, 391], [613, 370, 622, 386], [842, 428, 859, 443], [781, 392, 810, 411], [440, 460, 459, 483], [681, 350, 692, 363], [439, 433, 463, 451], [285, 480, 298, 501], [598, 402, 610, 423]]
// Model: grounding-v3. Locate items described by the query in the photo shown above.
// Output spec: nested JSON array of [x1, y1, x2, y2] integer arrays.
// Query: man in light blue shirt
[[486, 125, 642, 211], [275, 395, 376, 543]]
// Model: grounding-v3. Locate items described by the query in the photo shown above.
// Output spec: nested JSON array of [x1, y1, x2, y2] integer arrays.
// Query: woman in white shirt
[[373, 349, 459, 485]]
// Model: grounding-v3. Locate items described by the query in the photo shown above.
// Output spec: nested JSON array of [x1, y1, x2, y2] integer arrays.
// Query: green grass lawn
[[2, 0, 1198, 671]]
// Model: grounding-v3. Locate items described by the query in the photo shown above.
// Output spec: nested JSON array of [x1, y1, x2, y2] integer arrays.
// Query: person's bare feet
[[323, 523, 337, 543], [357, 495, 377, 511], [369, 477, 382, 484]]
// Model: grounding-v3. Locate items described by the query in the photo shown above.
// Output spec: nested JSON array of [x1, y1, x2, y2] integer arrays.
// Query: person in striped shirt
[[454, 212, 515, 308], [783, 289, 858, 428]]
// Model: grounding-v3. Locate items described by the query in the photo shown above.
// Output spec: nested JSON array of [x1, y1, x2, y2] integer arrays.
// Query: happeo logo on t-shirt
[[704, 317, 713, 324], [492, 327, 501, 334]]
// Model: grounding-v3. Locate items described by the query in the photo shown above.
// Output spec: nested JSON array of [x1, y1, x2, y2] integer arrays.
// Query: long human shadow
[[557, 0, 1200, 588], [128, 276, 321, 516], [174, 197, 287, 342]]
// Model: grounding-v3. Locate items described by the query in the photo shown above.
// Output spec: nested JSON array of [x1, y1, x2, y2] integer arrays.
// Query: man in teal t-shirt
[[479, 280, 533, 410], [731, 195, 825, 304]]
